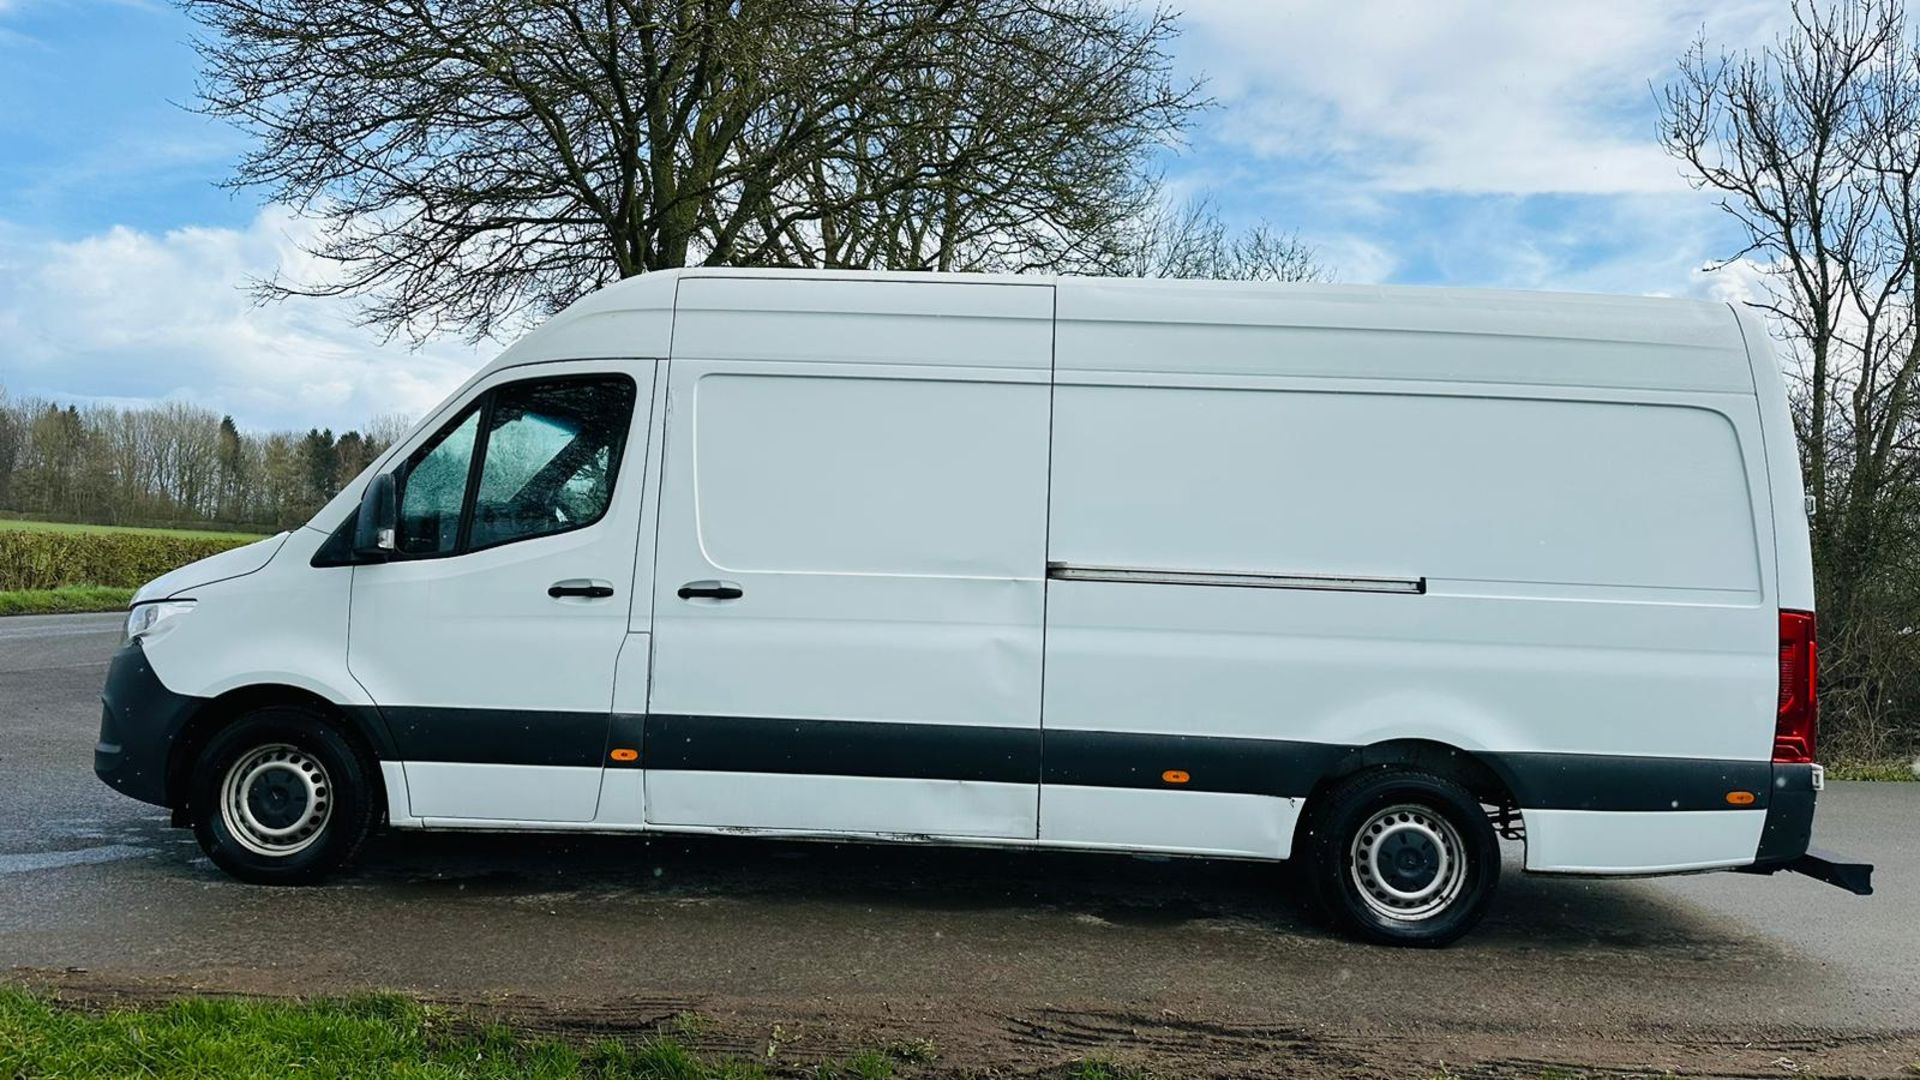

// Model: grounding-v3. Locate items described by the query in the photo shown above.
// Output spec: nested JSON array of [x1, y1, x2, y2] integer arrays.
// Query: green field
[[0, 518, 265, 542]]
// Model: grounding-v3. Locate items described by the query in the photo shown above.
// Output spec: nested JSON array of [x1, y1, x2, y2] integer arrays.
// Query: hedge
[[0, 528, 261, 592]]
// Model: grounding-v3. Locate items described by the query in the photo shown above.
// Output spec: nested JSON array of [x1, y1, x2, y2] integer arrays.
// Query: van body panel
[[1733, 304, 1816, 612], [1040, 584, 1775, 760], [1055, 279, 1754, 393], [1039, 347, 1779, 860], [133, 532, 289, 604], [138, 525, 370, 708], [492, 270, 676, 366], [593, 770, 647, 829], [1041, 786, 1301, 858], [379, 761, 415, 826], [1039, 288, 1781, 871], [625, 364, 671, 633], [402, 763, 605, 822], [1523, 808, 1767, 873], [594, 634, 652, 826], [644, 772, 1037, 838], [672, 275, 1053, 369], [646, 281, 1054, 837], [1048, 382, 1767, 593]]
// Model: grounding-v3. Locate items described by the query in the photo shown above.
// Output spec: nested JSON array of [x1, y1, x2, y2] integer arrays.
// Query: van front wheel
[[187, 706, 377, 885], [1303, 768, 1499, 947]]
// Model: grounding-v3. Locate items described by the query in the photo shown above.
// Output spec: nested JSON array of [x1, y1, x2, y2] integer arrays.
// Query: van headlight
[[125, 600, 195, 644]]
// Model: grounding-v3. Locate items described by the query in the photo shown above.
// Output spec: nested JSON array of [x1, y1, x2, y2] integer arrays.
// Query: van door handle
[[677, 580, 744, 601], [549, 579, 615, 599]]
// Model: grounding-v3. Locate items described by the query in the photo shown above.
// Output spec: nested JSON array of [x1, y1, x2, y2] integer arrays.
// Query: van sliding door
[[645, 276, 1053, 839]]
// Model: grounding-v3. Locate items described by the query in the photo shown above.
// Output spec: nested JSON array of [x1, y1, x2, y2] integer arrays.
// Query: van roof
[[485, 267, 1752, 394]]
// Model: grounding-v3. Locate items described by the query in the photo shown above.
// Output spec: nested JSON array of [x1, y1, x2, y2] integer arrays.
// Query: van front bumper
[[94, 640, 201, 809]]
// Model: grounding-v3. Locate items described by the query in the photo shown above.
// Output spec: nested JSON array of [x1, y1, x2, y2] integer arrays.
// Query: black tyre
[[1301, 767, 1499, 947], [187, 706, 377, 885]]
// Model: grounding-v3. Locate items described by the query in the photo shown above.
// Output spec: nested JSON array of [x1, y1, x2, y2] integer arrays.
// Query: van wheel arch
[[166, 686, 388, 822], [1304, 739, 1518, 817]]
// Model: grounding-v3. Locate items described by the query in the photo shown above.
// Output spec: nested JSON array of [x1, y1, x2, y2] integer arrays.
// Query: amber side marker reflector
[[610, 748, 639, 762], [1162, 770, 1190, 784], [1726, 791, 1755, 806]]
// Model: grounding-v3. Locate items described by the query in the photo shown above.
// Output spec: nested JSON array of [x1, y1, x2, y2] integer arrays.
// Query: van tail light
[[1775, 609, 1818, 764]]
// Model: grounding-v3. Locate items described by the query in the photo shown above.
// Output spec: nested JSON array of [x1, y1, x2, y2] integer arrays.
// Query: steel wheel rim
[[1348, 803, 1468, 922], [219, 743, 331, 857]]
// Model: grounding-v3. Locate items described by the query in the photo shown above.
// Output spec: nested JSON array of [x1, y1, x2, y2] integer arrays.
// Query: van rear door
[[645, 276, 1053, 839]]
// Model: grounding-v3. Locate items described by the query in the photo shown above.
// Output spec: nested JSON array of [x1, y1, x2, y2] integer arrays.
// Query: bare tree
[[0, 388, 406, 531], [0, 388, 19, 510], [1661, 0, 1920, 758], [1104, 195, 1327, 282], [362, 413, 416, 451], [187, 0, 1207, 341]]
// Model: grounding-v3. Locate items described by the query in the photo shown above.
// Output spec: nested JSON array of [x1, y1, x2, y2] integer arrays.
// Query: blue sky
[[0, 0, 1787, 430]]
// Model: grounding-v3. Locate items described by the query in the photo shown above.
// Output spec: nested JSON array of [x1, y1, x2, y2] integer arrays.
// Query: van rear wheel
[[187, 706, 376, 885], [1303, 767, 1499, 947]]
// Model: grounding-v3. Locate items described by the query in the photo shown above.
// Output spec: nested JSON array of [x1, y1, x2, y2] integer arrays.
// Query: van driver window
[[396, 408, 479, 555], [392, 375, 636, 558], [469, 376, 636, 551]]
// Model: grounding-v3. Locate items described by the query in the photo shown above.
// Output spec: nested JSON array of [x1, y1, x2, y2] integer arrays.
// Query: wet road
[[2, 612, 1916, 1073]]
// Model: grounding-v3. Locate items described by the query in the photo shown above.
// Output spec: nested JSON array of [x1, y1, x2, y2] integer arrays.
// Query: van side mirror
[[353, 473, 398, 559]]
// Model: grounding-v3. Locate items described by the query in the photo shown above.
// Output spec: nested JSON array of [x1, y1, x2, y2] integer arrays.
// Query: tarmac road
[[2, 611, 1916, 1075]]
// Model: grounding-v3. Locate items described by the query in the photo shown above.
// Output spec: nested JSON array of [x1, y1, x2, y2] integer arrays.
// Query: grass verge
[[0, 585, 134, 616], [1827, 759, 1919, 781], [0, 989, 925, 1080]]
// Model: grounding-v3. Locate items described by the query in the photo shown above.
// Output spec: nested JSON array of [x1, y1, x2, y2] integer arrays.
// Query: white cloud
[[1176, 0, 1786, 196], [1309, 232, 1397, 284], [0, 206, 493, 432], [1688, 256, 1774, 307]]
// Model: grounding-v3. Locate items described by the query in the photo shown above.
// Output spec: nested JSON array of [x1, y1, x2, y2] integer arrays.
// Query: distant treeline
[[0, 387, 409, 533]]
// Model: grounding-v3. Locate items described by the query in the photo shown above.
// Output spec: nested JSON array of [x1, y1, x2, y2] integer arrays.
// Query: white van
[[95, 270, 1872, 945]]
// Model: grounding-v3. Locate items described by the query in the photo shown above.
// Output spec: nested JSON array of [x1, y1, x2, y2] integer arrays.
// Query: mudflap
[[1786, 849, 1874, 895], [1743, 847, 1874, 895]]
